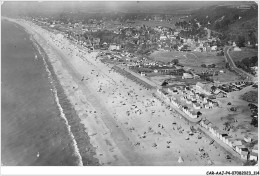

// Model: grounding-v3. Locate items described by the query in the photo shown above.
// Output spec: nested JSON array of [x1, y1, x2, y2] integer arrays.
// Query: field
[[229, 47, 258, 62], [150, 51, 226, 67], [150, 50, 243, 83]]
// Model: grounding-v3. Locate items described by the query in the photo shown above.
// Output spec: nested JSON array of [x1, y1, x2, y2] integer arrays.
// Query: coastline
[[32, 40, 100, 166], [3, 18, 99, 166], [5, 17, 242, 166]]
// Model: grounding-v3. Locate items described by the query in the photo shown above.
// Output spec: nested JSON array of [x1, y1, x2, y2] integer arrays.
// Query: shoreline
[[3, 18, 100, 166], [33, 40, 100, 166], [5, 17, 242, 166]]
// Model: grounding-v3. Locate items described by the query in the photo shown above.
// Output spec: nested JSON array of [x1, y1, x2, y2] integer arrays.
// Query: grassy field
[[150, 51, 226, 67], [229, 47, 258, 62]]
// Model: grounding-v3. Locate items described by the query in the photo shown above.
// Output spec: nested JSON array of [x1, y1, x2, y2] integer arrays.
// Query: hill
[[189, 2, 258, 44]]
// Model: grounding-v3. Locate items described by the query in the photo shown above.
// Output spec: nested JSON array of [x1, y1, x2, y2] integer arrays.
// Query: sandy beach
[[9, 18, 242, 166]]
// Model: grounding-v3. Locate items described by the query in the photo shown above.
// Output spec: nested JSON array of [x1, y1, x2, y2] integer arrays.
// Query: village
[[27, 13, 258, 165]]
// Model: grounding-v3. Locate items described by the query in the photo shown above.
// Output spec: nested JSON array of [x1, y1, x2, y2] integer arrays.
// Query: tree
[[211, 85, 217, 92], [173, 44, 178, 50], [201, 64, 207, 68], [172, 59, 179, 65], [251, 117, 258, 127], [236, 35, 246, 48]]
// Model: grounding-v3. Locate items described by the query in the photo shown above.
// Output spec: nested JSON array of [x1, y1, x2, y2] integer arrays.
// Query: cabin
[[209, 126, 219, 137]]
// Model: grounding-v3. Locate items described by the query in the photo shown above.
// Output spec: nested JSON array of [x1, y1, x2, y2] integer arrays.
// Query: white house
[[193, 102, 201, 109], [244, 135, 252, 143], [233, 46, 242, 51], [249, 152, 258, 161], [209, 126, 219, 137], [140, 72, 146, 76], [252, 145, 258, 153], [241, 150, 249, 160], [211, 45, 217, 51]]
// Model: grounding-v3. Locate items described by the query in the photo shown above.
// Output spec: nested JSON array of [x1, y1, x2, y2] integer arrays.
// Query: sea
[[1, 19, 98, 166]]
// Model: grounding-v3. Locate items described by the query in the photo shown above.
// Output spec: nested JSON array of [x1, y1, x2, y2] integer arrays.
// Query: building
[[252, 145, 258, 153], [211, 45, 217, 51], [249, 152, 258, 161], [228, 138, 236, 148], [168, 87, 178, 94], [193, 102, 201, 109], [109, 44, 121, 51], [223, 136, 232, 146], [236, 145, 247, 155], [209, 126, 219, 137], [241, 150, 249, 160], [219, 133, 228, 141], [186, 99, 192, 104], [200, 119, 211, 129], [234, 46, 242, 51], [140, 72, 146, 76], [182, 73, 193, 79], [244, 135, 252, 143]]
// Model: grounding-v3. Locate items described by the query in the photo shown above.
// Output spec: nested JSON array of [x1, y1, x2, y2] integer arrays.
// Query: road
[[224, 46, 256, 82]]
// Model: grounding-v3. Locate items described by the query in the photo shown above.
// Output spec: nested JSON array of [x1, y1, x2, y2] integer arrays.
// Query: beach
[[6, 18, 242, 166]]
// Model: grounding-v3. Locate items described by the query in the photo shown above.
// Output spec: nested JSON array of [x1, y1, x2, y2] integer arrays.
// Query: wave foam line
[[34, 41, 83, 166]]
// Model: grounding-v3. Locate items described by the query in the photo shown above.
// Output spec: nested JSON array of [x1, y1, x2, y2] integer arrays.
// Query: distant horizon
[[1, 1, 256, 16]]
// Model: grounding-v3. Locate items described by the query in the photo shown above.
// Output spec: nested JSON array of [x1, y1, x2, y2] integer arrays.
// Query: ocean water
[[1, 20, 97, 166]]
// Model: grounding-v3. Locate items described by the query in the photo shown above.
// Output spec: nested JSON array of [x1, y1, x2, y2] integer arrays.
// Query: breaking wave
[[32, 39, 83, 166]]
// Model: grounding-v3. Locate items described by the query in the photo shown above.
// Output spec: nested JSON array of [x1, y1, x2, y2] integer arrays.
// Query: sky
[[1, 1, 255, 16]]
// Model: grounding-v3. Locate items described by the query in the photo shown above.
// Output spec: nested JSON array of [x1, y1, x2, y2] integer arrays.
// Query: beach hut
[[219, 132, 228, 141], [178, 156, 184, 163], [228, 138, 236, 148], [223, 136, 232, 146], [236, 145, 246, 155], [210, 126, 219, 137]]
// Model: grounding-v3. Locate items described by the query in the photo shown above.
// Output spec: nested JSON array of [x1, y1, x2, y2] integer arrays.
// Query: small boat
[[37, 152, 40, 158], [35, 55, 38, 59]]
